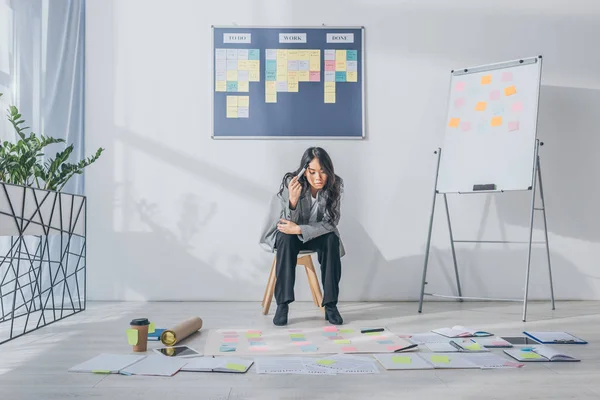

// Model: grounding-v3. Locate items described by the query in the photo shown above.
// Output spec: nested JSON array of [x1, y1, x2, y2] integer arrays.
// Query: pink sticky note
[[288, 329, 302, 333], [387, 345, 405, 351], [293, 341, 311, 346], [502, 71, 513, 81], [309, 71, 320, 82], [247, 330, 261, 334], [490, 90, 501, 100], [341, 346, 358, 352], [325, 61, 336, 71], [512, 101, 523, 112], [454, 81, 466, 91], [222, 338, 238, 343], [223, 331, 238, 335], [328, 336, 344, 341], [461, 121, 472, 132], [508, 121, 520, 131], [454, 98, 465, 108], [323, 326, 338, 333], [250, 346, 269, 351], [372, 336, 387, 341]]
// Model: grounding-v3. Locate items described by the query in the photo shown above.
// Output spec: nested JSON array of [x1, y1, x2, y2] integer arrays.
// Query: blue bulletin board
[[211, 26, 365, 139]]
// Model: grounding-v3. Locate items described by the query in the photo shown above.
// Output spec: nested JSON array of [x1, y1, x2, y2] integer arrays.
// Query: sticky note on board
[[324, 82, 336, 93], [238, 96, 249, 107], [481, 75, 492, 85], [288, 82, 299, 92], [215, 81, 226, 92], [238, 81, 249, 92], [335, 50, 347, 60], [508, 121, 520, 131], [277, 49, 288, 60], [298, 50, 310, 60], [475, 101, 487, 111], [226, 106, 238, 118], [334, 339, 351, 344], [226, 81, 238, 92], [238, 60, 249, 71], [310, 57, 320, 71], [431, 355, 450, 364], [512, 101, 523, 112], [491, 116, 503, 127], [346, 71, 358, 82], [392, 356, 412, 364], [325, 60, 336, 71], [448, 118, 460, 128], [225, 363, 247, 372], [505, 85, 517, 96], [316, 359, 336, 366], [226, 70, 238, 81], [335, 72, 347, 82], [454, 98, 465, 108], [346, 50, 358, 61], [248, 49, 260, 60], [265, 81, 276, 94], [454, 81, 466, 91], [126, 329, 138, 346], [298, 71, 310, 82], [249, 70, 260, 82], [490, 90, 501, 100], [266, 94, 277, 103], [227, 96, 238, 107], [336, 60, 347, 71], [502, 71, 513, 81], [324, 93, 336, 103], [461, 121, 472, 132]]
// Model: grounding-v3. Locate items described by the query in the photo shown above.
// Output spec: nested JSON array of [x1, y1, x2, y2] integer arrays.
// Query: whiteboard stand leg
[[522, 140, 541, 322], [418, 148, 442, 314], [537, 152, 555, 310], [443, 194, 463, 301]]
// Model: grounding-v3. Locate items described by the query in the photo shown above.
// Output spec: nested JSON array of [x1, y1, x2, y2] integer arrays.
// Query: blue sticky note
[[248, 49, 260, 60], [301, 345, 318, 352], [249, 341, 263, 346], [377, 340, 394, 345], [265, 70, 277, 81], [266, 60, 277, 72], [335, 72, 346, 82], [220, 345, 236, 352], [346, 50, 357, 61], [226, 81, 238, 92], [322, 332, 337, 337], [291, 337, 306, 342]]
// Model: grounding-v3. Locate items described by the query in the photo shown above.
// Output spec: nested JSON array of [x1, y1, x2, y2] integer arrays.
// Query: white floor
[[0, 301, 599, 400]]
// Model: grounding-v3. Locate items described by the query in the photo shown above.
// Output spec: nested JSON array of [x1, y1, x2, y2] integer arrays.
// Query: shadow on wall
[[494, 85, 600, 242]]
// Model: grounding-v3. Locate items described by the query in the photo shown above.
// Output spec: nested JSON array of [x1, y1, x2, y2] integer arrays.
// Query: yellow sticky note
[[324, 93, 336, 103], [248, 60, 260, 72], [288, 71, 299, 83], [288, 81, 299, 92], [148, 322, 155, 334], [336, 50, 347, 60], [504, 85, 517, 96], [310, 57, 321, 71], [298, 50, 310, 60], [265, 81, 276, 94], [266, 93, 277, 103], [324, 82, 336, 93], [520, 352, 542, 359], [364, 332, 380, 336], [238, 96, 249, 107], [475, 101, 487, 111], [249, 70, 260, 82], [310, 50, 320, 58], [287, 50, 298, 60], [215, 81, 226, 92], [448, 117, 460, 128], [238, 60, 249, 71], [298, 71, 310, 82], [126, 329, 138, 346], [431, 355, 450, 364], [92, 370, 111, 374], [340, 329, 354, 334], [464, 343, 482, 351], [334, 339, 351, 344], [491, 116, 503, 127], [276, 71, 288, 81], [277, 60, 288, 71], [316, 359, 336, 366], [245, 333, 261, 338], [336, 60, 347, 71], [225, 363, 247, 372], [481, 75, 492, 85], [226, 70, 238, 81], [238, 81, 249, 92], [226, 106, 238, 118], [347, 71, 358, 82], [392, 356, 411, 364], [277, 49, 288, 60], [226, 96, 238, 107]]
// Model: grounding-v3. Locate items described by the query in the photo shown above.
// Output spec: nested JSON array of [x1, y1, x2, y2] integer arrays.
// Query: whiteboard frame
[[436, 56, 543, 194], [210, 25, 366, 140]]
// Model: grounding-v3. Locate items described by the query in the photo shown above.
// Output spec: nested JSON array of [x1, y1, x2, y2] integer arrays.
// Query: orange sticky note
[[504, 85, 517, 96], [491, 116, 503, 127], [475, 101, 487, 111], [448, 118, 460, 128], [481, 75, 492, 85]]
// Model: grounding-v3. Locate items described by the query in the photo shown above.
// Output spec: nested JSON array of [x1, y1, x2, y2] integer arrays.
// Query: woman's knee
[[323, 232, 340, 247], [276, 232, 298, 248]]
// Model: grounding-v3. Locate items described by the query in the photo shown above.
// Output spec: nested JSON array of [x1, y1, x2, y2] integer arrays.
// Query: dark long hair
[[278, 147, 342, 223]]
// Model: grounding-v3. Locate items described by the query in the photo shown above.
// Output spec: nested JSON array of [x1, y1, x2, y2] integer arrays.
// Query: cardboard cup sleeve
[[160, 316, 203, 346]]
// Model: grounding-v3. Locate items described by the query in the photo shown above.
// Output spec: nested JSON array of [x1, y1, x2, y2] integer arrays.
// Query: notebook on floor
[[373, 353, 434, 370], [68, 354, 147, 374], [449, 339, 490, 352], [523, 331, 587, 344], [504, 346, 580, 362], [473, 336, 513, 348], [431, 326, 493, 338], [181, 357, 253, 373]]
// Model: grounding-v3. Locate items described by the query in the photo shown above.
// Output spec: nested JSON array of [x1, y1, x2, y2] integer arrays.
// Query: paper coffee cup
[[129, 318, 150, 352]]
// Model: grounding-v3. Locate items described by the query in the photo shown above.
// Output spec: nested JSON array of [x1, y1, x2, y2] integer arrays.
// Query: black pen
[[361, 328, 384, 334], [394, 344, 418, 353]]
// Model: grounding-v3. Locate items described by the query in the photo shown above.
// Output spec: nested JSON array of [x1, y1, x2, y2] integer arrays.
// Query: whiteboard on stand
[[436, 56, 543, 194]]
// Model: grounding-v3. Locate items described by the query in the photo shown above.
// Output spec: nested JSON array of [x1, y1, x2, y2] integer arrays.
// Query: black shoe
[[273, 304, 289, 326], [324, 304, 343, 325]]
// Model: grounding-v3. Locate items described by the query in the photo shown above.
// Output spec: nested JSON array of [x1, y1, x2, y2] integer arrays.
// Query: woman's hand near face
[[288, 176, 302, 209]]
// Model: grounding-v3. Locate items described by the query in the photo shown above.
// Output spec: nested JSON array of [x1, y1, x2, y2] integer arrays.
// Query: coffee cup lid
[[130, 318, 150, 326]]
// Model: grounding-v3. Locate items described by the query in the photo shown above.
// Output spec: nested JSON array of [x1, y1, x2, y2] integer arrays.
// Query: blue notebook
[[523, 331, 587, 344], [148, 329, 166, 341]]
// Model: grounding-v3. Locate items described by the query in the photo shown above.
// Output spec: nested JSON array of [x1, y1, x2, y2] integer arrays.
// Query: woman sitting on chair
[[260, 147, 345, 326]]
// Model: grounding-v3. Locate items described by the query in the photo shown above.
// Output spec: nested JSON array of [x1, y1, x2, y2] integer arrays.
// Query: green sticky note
[[316, 359, 336, 366], [339, 329, 354, 334], [289, 334, 305, 339], [431, 355, 450, 364], [92, 370, 111, 374], [520, 352, 542, 359], [245, 333, 261, 338], [225, 363, 247, 372], [364, 332, 380, 336], [126, 329, 138, 346], [392, 356, 411, 364], [148, 322, 155, 334], [334, 339, 351, 344], [464, 343, 482, 351]]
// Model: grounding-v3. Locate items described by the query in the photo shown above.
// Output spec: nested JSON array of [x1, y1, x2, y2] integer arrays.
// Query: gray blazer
[[259, 177, 345, 257]]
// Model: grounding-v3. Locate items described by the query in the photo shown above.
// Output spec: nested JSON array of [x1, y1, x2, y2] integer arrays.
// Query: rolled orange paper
[[160, 316, 203, 346]]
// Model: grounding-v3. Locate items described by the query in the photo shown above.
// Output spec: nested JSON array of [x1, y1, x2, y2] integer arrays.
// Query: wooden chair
[[262, 251, 324, 315]]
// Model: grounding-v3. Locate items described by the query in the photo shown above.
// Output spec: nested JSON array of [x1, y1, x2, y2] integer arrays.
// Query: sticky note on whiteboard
[[504, 85, 517, 96], [448, 118, 460, 128], [481, 75, 492, 85], [508, 121, 520, 131], [491, 116, 503, 127], [475, 101, 487, 111], [454, 81, 465, 91], [512, 101, 523, 112]]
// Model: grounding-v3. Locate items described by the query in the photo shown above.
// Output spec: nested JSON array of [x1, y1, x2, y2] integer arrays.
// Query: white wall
[[85, 0, 600, 302]]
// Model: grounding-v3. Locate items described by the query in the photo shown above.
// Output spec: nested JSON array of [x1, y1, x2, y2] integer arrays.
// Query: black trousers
[[274, 231, 342, 306]]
